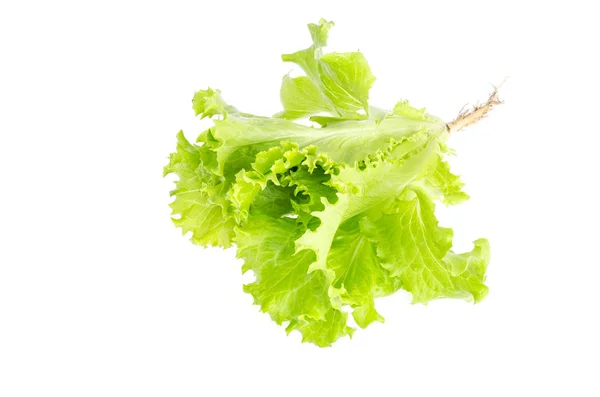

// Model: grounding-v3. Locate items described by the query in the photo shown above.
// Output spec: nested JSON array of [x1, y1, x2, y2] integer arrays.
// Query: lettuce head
[[164, 19, 491, 347]]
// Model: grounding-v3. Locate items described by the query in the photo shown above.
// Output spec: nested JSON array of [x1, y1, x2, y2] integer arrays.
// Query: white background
[[1, 0, 599, 396]]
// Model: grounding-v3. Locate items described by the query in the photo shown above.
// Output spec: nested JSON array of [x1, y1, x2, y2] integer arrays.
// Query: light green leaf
[[319, 51, 376, 112], [373, 188, 489, 304], [392, 100, 431, 121], [192, 88, 239, 119], [237, 215, 333, 324], [281, 19, 333, 78], [276, 75, 337, 120], [286, 309, 354, 348], [423, 153, 470, 205], [352, 301, 385, 329], [327, 217, 388, 328], [206, 110, 446, 174], [164, 131, 236, 247], [280, 19, 376, 117]]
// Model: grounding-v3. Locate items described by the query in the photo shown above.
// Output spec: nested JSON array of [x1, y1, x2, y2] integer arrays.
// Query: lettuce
[[164, 19, 491, 347]]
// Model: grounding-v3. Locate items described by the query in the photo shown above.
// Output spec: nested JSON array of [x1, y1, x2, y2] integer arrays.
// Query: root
[[447, 85, 503, 134]]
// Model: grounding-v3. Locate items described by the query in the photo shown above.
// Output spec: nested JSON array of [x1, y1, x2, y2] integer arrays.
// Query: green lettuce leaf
[[164, 19, 491, 347], [279, 19, 375, 118], [164, 131, 236, 247], [370, 188, 489, 304]]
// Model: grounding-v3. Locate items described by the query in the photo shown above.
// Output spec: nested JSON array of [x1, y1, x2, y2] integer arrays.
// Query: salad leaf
[[164, 19, 491, 347]]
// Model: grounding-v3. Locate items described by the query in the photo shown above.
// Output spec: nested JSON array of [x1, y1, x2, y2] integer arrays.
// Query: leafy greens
[[164, 19, 490, 347]]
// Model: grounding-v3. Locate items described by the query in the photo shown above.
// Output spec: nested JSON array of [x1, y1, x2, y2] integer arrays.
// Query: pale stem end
[[447, 87, 503, 134]]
